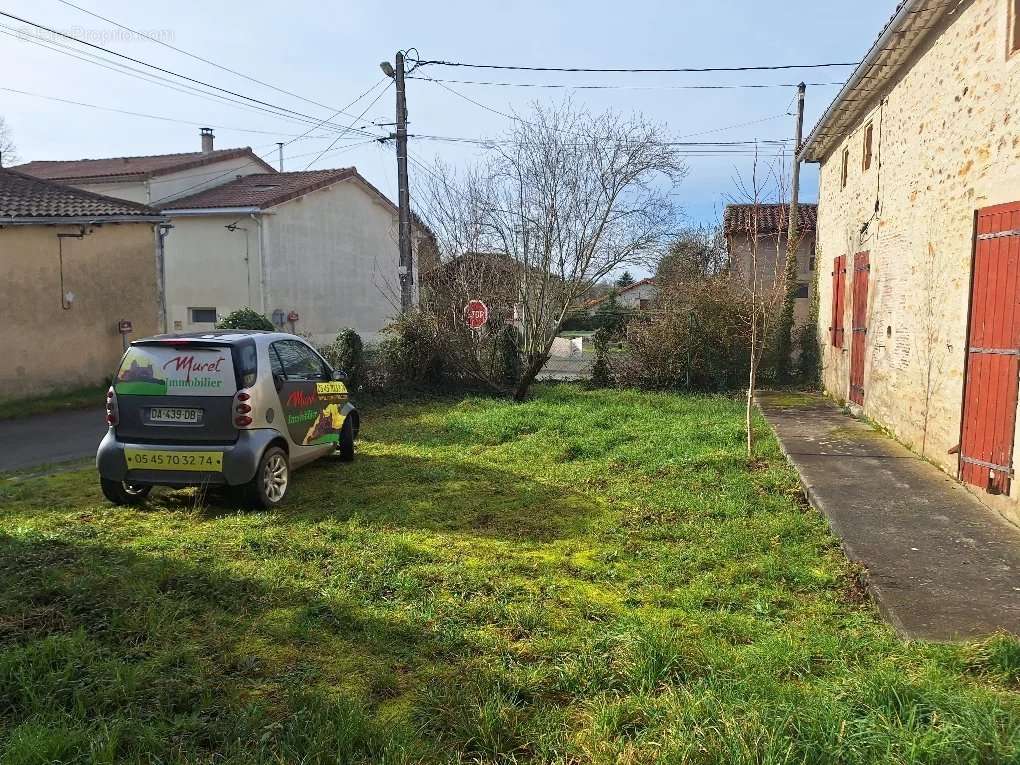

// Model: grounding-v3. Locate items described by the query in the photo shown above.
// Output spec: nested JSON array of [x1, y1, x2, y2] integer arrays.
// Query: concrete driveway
[[0, 407, 106, 473]]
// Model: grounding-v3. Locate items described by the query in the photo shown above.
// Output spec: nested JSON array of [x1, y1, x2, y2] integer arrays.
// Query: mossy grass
[[1, 385, 1016, 763]]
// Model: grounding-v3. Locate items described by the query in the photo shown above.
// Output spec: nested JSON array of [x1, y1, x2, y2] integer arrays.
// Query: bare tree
[[418, 100, 686, 400], [0, 116, 18, 167], [730, 150, 790, 458]]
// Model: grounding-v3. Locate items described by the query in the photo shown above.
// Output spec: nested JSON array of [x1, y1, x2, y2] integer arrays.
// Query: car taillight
[[233, 389, 254, 428], [105, 387, 118, 426]]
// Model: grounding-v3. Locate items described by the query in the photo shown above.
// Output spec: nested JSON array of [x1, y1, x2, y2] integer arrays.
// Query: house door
[[849, 252, 870, 405], [959, 202, 1020, 495]]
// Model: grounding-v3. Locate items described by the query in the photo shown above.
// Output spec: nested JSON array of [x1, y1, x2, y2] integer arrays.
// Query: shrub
[[615, 276, 750, 391], [379, 310, 446, 385], [495, 326, 522, 387], [590, 328, 614, 388], [215, 307, 274, 332], [320, 328, 364, 389]]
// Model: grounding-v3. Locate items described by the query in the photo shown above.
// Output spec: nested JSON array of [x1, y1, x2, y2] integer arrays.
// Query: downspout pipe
[[801, 0, 926, 162], [251, 212, 266, 314]]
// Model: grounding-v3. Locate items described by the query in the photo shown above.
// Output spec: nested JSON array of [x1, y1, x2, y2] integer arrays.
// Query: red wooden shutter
[[830, 255, 845, 347], [959, 202, 1020, 494]]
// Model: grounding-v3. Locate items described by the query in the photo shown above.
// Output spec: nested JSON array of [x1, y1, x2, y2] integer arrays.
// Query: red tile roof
[[12, 147, 275, 182], [723, 203, 817, 236], [159, 168, 396, 212], [0, 169, 163, 221]]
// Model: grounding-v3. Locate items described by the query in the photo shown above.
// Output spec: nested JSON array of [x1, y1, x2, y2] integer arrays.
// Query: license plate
[[124, 449, 223, 471], [149, 407, 202, 424]]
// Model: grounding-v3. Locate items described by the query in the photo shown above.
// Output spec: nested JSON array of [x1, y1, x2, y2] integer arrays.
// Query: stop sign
[[466, 299, 489, 330]]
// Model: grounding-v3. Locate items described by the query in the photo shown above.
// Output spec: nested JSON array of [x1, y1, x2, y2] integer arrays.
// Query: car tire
[[244, 446, 289, 509], [100, 478, 152, 506], [337, 416, 355, 462]]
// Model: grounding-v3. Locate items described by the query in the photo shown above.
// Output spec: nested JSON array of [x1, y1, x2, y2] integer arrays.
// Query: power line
[[412, 56, 860, 74], [408, 75, 848, 91], [303, 82, 393, 169], [0, 24, 383, 139], [52, 0, 374, 123], [0, 10, 380, 136], [0, 86, 352, 139]]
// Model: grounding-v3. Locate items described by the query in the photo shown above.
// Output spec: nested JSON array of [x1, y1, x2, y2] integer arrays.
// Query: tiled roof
[[723, 203, 817, 236], [0, 169, 163, 220], [581, 278, 657, 309], [12, 147, 274, 182], [160, 168, 380, 211]]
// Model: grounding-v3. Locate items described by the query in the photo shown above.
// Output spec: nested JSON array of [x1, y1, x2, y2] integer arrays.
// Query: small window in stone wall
[[795, 282, 809, 299], [840, 147, 850, 189], [862, 122, 874, 171], [1012, 0, 1020, 55], [189, 307, 217, 324]]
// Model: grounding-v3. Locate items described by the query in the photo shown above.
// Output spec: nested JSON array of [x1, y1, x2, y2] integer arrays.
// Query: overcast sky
[[2, 0, 895, 227]]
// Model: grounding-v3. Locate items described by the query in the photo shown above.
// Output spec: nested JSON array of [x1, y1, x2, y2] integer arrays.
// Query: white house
[[13, 129, 275, 207], [158, 167, 411, 343], [583, 278, 659, 314]]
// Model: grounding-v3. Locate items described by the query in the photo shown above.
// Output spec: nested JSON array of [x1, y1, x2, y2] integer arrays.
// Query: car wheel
[[100, 478, 152, 505], [245, 446, 289, 509], [337, 415, 355, 462]]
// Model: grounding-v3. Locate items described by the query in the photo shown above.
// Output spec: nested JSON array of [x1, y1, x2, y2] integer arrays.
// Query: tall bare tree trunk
[[746, 320, 757, 457]]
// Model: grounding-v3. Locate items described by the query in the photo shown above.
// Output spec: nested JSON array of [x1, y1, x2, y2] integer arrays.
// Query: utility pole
[[381, 51, 413, 314], [276, 142, 284, 171], [786, 82, 806, 261], [776, 82, 807, 382]]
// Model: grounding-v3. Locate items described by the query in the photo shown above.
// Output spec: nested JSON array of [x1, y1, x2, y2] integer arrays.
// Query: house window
[[1011, 0, 1020, 55], [840, 147, 850, 189], [862, 122, 874, 171], [795, 282, 809, 299], [639, 299, 650, 310], [189, 307, 217, 324]]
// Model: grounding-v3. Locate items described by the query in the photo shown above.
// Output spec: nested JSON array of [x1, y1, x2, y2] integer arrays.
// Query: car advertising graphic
[[281, 380, 349, 445], [115, 347, 236, 396]]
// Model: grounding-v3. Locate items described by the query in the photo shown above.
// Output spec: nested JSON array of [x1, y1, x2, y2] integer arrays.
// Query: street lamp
[[379, 61, 394, 78]]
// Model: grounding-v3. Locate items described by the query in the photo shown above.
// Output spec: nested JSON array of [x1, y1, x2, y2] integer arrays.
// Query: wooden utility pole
[[392, 51, 414, 313], [786, 83, 806, 261], [774, 82, 807, 382]]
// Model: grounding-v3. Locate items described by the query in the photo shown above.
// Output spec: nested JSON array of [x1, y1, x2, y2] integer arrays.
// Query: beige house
[[804, 0, 1020, 526], [158, 168, 412, 343], [724, 203, 818, 326], [0, 169, 165, 398], [13, 129, 275, 206], [582, 278, 659, 314]]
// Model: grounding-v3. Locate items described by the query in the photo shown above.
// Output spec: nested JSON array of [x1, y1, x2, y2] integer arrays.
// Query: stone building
[[723, 203, 817, 326], [803, 0, 1020, 526]]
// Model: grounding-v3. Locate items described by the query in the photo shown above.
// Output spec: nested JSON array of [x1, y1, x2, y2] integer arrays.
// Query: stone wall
[[813, 0, 1020, 524]]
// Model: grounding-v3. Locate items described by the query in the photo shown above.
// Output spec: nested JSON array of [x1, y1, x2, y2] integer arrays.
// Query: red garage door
[[959, 202, 1020, 494]]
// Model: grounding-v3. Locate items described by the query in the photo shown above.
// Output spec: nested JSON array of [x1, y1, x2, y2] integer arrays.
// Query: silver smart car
[[96, 330, 359, 508]]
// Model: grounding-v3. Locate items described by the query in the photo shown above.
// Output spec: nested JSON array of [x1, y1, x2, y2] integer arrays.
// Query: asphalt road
[[0, 407, 107, 473]]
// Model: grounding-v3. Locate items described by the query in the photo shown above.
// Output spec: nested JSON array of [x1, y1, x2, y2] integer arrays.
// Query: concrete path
[[759, 391, 1020, 641], [0, 407, 105, 474]]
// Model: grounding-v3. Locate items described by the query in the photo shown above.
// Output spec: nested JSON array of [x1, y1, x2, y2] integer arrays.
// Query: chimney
[[200, 127, 214, 153]]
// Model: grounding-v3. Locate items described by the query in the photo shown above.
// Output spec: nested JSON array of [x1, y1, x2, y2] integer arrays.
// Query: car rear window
[[114, 344, 238, 397]]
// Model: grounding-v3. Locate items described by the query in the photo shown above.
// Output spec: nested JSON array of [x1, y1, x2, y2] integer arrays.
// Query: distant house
[[0, 169, 166, 398], [723, 203, 817, 325], [13, 129, 275, 206], [157, 168, 419, 343], [802, 0, 1020, 525], [582, 278, 658, 315]]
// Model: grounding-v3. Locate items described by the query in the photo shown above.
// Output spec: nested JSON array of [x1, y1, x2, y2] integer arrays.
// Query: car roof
[[133, 330, 301, 345]]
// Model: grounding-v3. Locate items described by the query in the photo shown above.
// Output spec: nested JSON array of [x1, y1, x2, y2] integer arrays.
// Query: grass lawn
[[0, 386, 106, 421], [0, 385, 1017, 764]]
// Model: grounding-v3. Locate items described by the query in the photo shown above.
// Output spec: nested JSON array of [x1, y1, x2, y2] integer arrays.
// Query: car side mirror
[[332, 370, 348, 382]]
